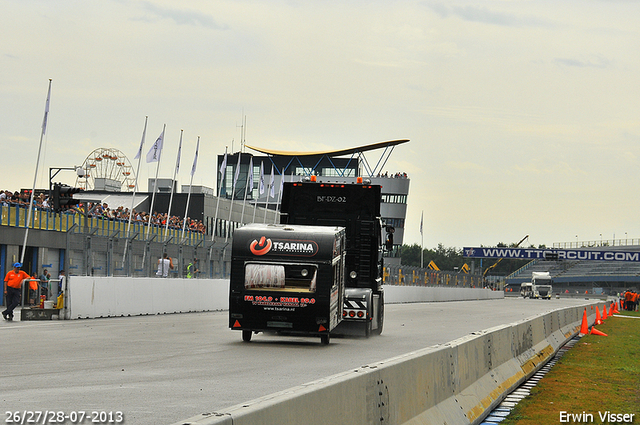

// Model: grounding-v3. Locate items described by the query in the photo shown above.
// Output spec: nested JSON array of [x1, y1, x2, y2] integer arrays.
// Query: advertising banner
[[463, 247, 640, 262]]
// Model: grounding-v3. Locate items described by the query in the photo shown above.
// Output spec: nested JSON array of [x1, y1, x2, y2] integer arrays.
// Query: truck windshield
[[245, 263, 318, 292]]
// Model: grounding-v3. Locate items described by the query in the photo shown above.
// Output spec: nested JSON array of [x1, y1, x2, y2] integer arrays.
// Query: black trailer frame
[[229, 223, 345, 345]]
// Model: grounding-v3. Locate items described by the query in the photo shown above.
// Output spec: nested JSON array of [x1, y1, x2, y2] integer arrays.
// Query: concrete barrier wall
[[170, 302, 605, 425], [67, 277, 230, 319], [65, 277, 503, 319], [384, 285, 503, 303]]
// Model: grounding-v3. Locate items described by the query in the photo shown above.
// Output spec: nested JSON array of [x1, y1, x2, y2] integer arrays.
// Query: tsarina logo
[[249, 237, 318, 257], [250, 236, 272, 256]]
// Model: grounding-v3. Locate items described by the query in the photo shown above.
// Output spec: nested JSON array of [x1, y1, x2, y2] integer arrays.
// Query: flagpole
[[263, 165, 274, 223], [262, 184, 269, 223], [146, 124, 165, 240], [273, 170, 284, 224], [212, 148, 227, 241], [122, 115, 147, 268], [420, 210, 424, 269], [253, 161, 264, 224], [164, 129, 182, 241], [21, 79, 52, 266], [226, 152, 242, 243], [240, 157, 253, 225], [182, 136, 199, 242]]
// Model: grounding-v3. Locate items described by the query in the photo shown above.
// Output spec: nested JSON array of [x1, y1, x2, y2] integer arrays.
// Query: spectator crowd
[[0, 189, 206, 234]]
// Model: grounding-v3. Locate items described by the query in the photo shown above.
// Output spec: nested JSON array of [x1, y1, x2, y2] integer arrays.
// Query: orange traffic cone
[[590, 327, 608, 337], [602, 305, 608, 320], [595, 306, 602, 325], [579, 308, 589, 335], [613, 302, 619, 314]]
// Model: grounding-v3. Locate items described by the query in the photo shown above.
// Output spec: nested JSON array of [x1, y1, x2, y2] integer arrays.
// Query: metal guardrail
[[383, 264, 484, 288], [20, 278, 61, 307]]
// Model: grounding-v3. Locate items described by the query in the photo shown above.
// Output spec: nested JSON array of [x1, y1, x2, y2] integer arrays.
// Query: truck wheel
[[242, 330, 252, 342], [320, 334, 330, 345]]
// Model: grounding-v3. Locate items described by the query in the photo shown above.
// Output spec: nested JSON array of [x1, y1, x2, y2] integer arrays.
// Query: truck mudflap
[[336, 288, 383, 337]]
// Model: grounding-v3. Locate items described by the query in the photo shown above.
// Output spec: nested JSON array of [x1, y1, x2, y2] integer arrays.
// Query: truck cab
[[531, 271, 553, 299], [279, 178, 391, 337]]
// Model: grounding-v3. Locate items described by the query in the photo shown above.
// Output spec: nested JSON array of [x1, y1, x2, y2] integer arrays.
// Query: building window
[[381, 194, 407, 204], [321, 168, 356, 177]]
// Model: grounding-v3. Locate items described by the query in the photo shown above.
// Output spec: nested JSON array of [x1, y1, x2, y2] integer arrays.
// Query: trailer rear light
[[343, 311, 347, 317], [357, 311, 364, 318], [349, 311, 356, 318]]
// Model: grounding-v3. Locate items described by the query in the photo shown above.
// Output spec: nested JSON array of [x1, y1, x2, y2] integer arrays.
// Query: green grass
[[500, 310, 640, 424]]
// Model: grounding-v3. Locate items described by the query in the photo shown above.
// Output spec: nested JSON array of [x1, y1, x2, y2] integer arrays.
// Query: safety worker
[[625, 290, 634, 311], [3, 262, 30, 321], [187, 258, 200, 279]]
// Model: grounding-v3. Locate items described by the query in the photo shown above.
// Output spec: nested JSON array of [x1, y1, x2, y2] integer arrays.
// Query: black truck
[[229, 223, 346, 344], [279, 178, 392, 337]]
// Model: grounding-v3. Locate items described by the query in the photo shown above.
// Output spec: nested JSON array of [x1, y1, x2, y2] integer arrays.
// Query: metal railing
[[383, 264, 484, 288], [1, 204, 205, 246], [20, 279, 61, 307], [66, 226, 228, 278]]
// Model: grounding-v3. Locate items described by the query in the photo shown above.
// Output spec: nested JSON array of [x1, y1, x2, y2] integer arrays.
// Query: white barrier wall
[[65, 277, 503, 319], [66, 277, 229, 319], [170, 302, 604, 425], [384, 285, 503, 303]]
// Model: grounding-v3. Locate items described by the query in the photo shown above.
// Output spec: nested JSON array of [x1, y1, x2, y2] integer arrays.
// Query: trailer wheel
[[242, 330, 252, 342], [320, 334, 330, 345]]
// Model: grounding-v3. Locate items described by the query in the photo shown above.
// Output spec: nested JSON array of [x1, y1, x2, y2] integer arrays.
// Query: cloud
[[553, 56, 612, 69], [137, 1, 227, 29], [425, 2, 555, 28]]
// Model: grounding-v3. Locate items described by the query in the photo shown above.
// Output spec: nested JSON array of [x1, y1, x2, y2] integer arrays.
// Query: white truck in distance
[[520, 272, 553, 299]]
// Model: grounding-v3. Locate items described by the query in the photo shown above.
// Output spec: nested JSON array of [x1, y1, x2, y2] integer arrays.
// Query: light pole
[[49, 166, 86, 191]]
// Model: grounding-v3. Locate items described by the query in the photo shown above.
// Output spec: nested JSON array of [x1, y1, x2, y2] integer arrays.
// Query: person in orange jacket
[[624, 290, 635, 311], [3, 262, 30, 321]]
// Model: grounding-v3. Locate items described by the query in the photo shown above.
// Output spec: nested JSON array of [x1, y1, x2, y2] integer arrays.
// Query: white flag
[[146, 128, 165, 163], [219, 152, 227, 175], [190, 137, 199, 177], [233, 154, 242, 186], [269, 166, 275, 198], [259, 162, 265, 195], [175, 132, 183, 174], [247, 157, 254, 190], [41, 80, 52, 135], [134, 117, 148, 160], [278, 172, 284, 198]]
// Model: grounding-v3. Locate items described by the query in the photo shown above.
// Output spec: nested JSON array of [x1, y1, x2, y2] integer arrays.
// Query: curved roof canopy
[[245, 139, 410, 158]]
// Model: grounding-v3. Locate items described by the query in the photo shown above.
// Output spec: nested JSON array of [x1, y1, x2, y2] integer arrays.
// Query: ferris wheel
[[76, 148, 136, 192]]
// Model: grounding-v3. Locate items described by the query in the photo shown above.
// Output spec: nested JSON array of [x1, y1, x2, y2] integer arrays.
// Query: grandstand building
[[216, 140, 411, 266], [505, 246, 640, 295]]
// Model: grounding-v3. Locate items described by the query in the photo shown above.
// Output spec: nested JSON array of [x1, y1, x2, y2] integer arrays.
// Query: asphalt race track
[[0, 298, 595, 425]]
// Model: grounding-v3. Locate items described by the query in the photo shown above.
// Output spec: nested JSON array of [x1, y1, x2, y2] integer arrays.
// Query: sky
[[2, 0, 640, 250]]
